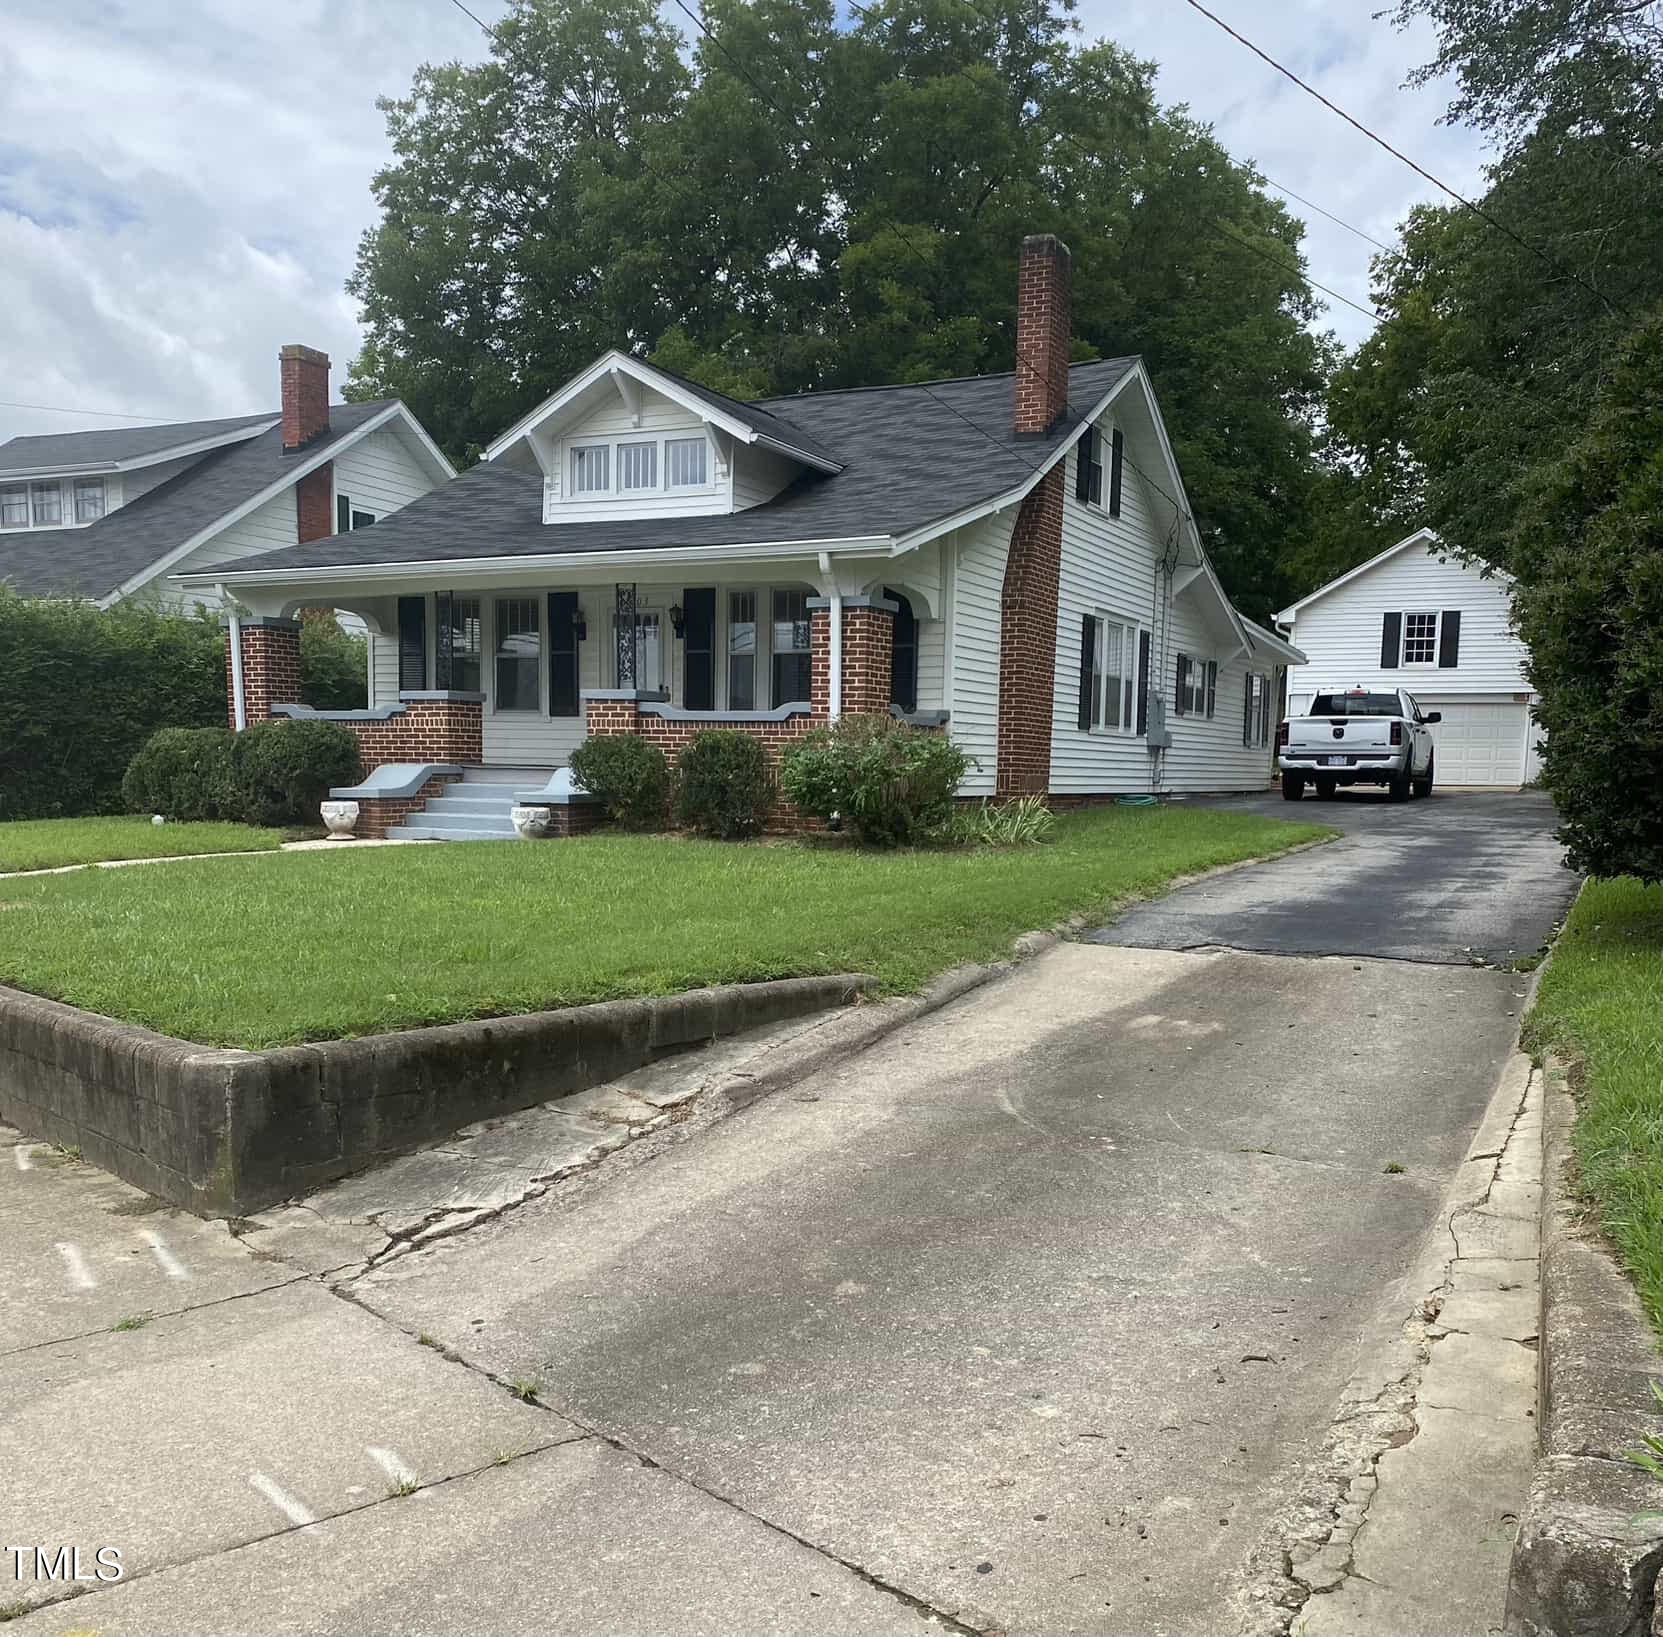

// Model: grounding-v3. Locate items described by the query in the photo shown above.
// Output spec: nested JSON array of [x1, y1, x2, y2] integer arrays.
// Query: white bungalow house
[[184, 236, 1304, 838], [1276, 528, 1540, 787], [0, 347, 453, 613]]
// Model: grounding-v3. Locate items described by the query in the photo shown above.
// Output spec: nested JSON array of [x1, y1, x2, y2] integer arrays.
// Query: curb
[[1505, 1051, 1663, 1636]]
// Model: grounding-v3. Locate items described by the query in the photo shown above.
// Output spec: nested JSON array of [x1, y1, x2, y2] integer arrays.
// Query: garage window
[[1402, 611, 1439, 666]]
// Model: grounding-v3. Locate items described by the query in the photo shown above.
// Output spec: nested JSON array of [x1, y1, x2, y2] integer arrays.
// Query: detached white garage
[[1277, 531, 1540, 788]]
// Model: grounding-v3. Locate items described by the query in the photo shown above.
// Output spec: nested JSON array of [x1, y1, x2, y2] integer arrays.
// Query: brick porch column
[[807, 596, 896, 719], [226, 617, 302, 727]]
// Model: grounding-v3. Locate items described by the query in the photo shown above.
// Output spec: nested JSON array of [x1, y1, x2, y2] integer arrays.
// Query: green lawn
[[1527, 877, 1663, 1333], [0, 805, 1330, 1049], [0, 816, 283, 874]]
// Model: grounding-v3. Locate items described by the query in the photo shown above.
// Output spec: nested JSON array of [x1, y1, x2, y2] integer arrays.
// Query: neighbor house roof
[[0, 413, 279, 476], [201, 358, 1140, 578], [1273, 528, 1508, 625], [1, 401, 400, 602]]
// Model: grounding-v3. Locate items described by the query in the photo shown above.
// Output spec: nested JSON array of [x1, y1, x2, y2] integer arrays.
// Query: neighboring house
[[1276, 528, 1540, 786], [0, 347, 453, 613], [186, 236, 1304, 838]]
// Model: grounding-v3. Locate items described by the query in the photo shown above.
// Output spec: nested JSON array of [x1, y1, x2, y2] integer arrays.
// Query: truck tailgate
[[1287, 717, 1394, 754]]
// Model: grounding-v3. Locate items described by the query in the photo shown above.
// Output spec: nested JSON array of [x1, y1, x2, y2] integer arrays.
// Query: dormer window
[[32, 482, 62, 525], [666, 437, 708, 490], [571, 443, 610, 495], [618, 440, 657, 491], [74, 478, 106, 522]]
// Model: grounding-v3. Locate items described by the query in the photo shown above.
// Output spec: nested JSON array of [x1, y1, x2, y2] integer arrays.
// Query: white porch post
[[828, 589, 844, 719], [221, 584, 248, 732]]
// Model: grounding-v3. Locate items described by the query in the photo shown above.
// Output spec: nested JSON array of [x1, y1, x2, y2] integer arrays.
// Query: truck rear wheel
[[1281, 775, 1305, 800]]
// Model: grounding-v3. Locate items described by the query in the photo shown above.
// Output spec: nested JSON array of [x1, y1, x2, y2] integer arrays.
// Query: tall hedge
[[0, 591, 227, 820]]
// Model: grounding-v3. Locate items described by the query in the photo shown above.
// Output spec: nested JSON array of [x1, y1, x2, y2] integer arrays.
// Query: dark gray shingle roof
[[0, 413, 279, 475], [645, 363, 845, 470], [208, 360, 1136, 577], [0, 402, 395, 600]]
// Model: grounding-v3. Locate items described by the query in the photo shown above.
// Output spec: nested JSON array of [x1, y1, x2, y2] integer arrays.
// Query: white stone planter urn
[[320, 800, 360, 839], [511, 805, 552, 840]]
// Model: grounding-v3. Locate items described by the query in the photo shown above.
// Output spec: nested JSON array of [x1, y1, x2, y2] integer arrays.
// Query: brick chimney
[[1013, 234, 1071, 435], [279, 344, 330, 450]]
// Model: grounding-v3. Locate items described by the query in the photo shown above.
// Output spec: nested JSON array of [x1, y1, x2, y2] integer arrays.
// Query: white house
[[183, 236, 1305, 839], [0, 347, 453, 613], [1276, 528, 1540, 786]]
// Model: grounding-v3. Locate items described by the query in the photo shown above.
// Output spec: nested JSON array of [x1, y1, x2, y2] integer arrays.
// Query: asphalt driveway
[[1093, 788, 1574, 966]]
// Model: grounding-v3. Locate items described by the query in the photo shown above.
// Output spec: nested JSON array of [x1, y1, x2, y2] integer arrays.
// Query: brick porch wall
[[226, 619, 302, 727], [343, 698, 483, 772], [996, 465, 1064, 796]]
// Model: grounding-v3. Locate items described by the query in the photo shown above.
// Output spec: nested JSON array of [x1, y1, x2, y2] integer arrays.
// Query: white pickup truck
[[1278, 687, 1440, 802]]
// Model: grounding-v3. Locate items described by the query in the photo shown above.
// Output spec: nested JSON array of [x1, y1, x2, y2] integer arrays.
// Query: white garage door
[[1423, 701, 1528, 785]]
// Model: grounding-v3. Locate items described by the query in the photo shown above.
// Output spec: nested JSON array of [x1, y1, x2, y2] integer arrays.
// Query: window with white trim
[[31, 482, 62, 526], [1402, 611, 1439, 665], [570, 443, 611, 495], [0, 485, 27, 528], [1089, 612, 1140, 733], [728, 590, 757, 711], [73, 478, 106, 522], [618, 439, 657, 492], [666, 437, 708, 490], [1244, 671, 1272, 747]]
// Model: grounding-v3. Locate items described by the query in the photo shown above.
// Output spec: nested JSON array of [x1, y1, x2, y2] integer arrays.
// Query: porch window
[[635, 611, 665, 694], [618, 440, 657, 492], [0, 486, 27, 527], [771, 589, 812, 707], [570, 443, 610, 496], [666, 437, 708, 490], [728, 591, 757, 711], [31, 482, 62, 526], [73, 478, 106, 522], [443, 596, 482, 694], [494, 597, 540, 710]]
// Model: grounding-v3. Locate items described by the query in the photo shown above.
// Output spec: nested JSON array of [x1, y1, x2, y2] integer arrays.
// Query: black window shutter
[[887, 588, 919, 713], [548, 592, 580, 716], [1136, 630, 1151, 735], [1075, 428, 1094, 503], [1380, 612, 1402, 669], [434, 591, 454, 690], [1077, 614, 1097, 730], [682, 588, 717, 711], [1205, 660, 1217, 719], [1438, 610, 1462, 668], [336, 495, 350, 534], [1108, 429, 1125, 517], [397, 595, 426, 691], [1174, 654, 1189, 716]]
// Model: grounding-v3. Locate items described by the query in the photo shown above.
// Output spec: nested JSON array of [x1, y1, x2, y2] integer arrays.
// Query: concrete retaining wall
[[1506, 1056, 1663, 1636], [0, 975, 872, 1218]]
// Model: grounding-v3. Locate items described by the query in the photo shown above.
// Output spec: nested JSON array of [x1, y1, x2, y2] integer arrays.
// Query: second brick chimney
[[279, 344, 331, 450], [1013, 234, 1071, 435]]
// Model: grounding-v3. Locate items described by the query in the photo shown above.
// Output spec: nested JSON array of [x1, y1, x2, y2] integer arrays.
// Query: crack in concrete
[[1233, 1058, 1536, 1635]]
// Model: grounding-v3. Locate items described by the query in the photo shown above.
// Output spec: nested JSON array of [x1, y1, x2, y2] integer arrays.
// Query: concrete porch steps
[[385, 765, 563, 843]]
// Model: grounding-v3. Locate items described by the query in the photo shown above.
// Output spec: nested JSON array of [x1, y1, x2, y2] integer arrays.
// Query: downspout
[[221, 584, 247, 732], [819, 551, 843, 720]]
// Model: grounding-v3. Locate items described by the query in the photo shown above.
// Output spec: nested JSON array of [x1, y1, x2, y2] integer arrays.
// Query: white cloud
[[0, 0, 1485, 446]]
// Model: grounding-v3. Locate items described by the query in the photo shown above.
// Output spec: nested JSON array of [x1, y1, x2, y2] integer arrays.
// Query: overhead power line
[[1258, 175, 1396, 255], [0, 398, 173, 424], [1178, 0, 1624, 314]]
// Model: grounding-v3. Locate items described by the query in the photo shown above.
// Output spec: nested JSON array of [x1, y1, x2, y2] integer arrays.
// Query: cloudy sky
[[0, 0, 1489, 446]]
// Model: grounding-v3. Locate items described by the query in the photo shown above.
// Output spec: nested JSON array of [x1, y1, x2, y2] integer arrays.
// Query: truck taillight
[[1276, 720, 1289, 748], [1390, 720, 1404, 745]]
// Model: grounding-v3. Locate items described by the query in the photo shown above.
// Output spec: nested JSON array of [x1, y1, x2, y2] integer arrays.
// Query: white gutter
[[222, 584, 247, 732]]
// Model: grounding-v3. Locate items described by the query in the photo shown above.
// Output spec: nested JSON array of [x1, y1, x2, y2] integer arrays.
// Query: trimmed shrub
[[569, 733, 671, 829], [675, 730, 773, 839], [299, 615, 369, 711], [122, 727, 238, 821], [781, 714, 972, 847], [0, 590, 226, 820], [227, 719, 363, 828]]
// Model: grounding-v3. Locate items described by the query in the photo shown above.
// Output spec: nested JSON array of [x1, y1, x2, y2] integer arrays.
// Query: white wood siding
[[946, 515, 1015, 795], [333, 427, 437, 520], [368, 630, 400, 708], [157, 488, 298, 611], [1158, 593, 1279, 793], [1285, 545, 1528, 712], [732, 445, 799, 511]]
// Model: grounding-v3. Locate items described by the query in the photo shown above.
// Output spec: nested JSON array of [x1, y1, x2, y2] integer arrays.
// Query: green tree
[[1511, 308, 1663, 879], [347, 0, 1336, 620], [299, 614, 369, 711]]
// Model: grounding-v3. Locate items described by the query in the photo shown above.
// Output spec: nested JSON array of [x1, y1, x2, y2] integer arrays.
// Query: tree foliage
[[347, 0, 1338, 618]]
